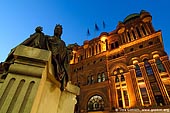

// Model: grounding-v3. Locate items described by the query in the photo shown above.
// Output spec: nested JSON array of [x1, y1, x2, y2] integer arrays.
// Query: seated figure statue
[[0, 26, 46, 79], [0, 24, 71, 90]]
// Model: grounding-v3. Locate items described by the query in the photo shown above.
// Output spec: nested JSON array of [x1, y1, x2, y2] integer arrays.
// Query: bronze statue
[[21, 26, 47, 49], [0, 26, 46, 79], [0, 24, 70, 90], [46, 24, 69, 90]]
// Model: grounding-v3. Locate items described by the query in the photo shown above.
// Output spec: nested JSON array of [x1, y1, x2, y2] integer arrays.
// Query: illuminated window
[[87, 95, 104, 111], [139, 86, 150, 105], [150, 82, 165, 106], [87, 75, 94, 85], [156, 59, 166, 73], [97, 73, 101, 83], [144, 59, 154, 76], [101, 72, 106, 82], [117, 89, 123, 107], [135, 64, 142, 77], [121, 75, 125, 81], [115, 76, 119, 83], [123, 90, 129, 106]]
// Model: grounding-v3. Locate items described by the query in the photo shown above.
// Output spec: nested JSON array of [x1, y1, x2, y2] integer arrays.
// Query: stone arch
[[84, 90, 108, 111], [109, 63, 128, 76], [151, 50, 167, 59], [128, 57, 140, 65], [140, 54, 150, 61]]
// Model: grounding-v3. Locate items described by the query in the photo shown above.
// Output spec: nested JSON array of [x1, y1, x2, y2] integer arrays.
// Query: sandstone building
[[69, 10, 170, 113]]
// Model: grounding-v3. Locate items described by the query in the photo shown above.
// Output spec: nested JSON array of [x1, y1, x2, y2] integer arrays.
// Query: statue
[[21, 26, 47, 49], [0, 24, 71, 90], [0, 26, 46, 79], [46, 24, 69, 90]]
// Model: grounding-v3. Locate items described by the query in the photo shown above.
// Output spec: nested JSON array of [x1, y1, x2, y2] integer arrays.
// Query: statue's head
[[54, 24, 63, 38], [35, 26, 43, 33]]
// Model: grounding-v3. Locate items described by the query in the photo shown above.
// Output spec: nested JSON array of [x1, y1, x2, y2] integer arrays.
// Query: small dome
[[123, 13, 140, 23]]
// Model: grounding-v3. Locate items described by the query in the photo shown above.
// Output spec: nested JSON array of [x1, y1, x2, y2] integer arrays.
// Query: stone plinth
[[0, 45, 80, 113]]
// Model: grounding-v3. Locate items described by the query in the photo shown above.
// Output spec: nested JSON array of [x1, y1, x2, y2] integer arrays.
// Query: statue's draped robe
[[47, 37, 69, 85]]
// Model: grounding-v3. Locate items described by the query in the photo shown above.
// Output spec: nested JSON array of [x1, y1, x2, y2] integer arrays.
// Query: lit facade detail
[[69, 10, 170, 113]]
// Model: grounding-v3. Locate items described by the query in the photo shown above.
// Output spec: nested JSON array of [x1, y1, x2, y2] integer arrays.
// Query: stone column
[[109, 76, 117, 108], [124, 72, 136, 108], [127, 65, 141, 107]]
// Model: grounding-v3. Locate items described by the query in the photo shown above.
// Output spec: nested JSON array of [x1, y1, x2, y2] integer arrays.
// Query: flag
[[87, 28, 91, 36], [103, 21, 106, 29], [94, 23, 99, 31]]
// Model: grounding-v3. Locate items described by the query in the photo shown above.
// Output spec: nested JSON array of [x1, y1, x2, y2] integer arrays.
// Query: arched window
[[115, 41, 119, 48], [135, 64, 142, 77], [91, 75, 94, 84], [105, 39, 108, 50], [89, 48, 91, 57], [132, 30, 136, 40], [136, 27, 141, 37], [87, 95, 104, 111], [97, 73, 101, 83], [141, 25, 147, 36], [87, 76, 91, 85], [156, 59, 166, 73], [121, 75, 125, 81], [115, 76, 119, 83], [144, 59, 154, 76], [127, 31, 131, 42], [111, 43, 114, 49], [101, 72, 106, 82], [99, 44, 101, 53], [96, 45, 98, 54]]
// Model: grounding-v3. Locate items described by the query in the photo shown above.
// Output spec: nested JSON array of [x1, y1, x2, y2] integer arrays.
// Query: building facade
[[69, 10, 170, 113]]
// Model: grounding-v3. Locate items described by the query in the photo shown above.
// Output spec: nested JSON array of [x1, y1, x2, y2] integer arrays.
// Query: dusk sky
[[0, 0, 170, 62]]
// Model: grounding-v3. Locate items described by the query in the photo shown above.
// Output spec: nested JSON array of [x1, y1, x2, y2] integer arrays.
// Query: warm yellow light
[[119, 69, 123, 73], [138, 82, 145, 85], [114, 71, 117, 75], [133, 60, 138, 64], [100, 36, 107, 42], [153, 54, 159, 59]]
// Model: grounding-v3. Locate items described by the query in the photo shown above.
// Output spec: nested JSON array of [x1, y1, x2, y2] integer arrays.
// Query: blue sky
[[0, 0, 170, 62]]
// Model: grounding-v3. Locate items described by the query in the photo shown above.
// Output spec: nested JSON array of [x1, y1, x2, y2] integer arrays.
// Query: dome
[[123, 13, 140, 23]]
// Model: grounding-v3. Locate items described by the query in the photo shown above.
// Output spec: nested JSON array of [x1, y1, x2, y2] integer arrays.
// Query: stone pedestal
[[0, 45, 80, 113]]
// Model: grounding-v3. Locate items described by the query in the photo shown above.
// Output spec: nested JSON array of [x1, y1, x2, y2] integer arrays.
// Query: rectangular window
[[123, 90, 129, 106], [139, 87, 150, 105]]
